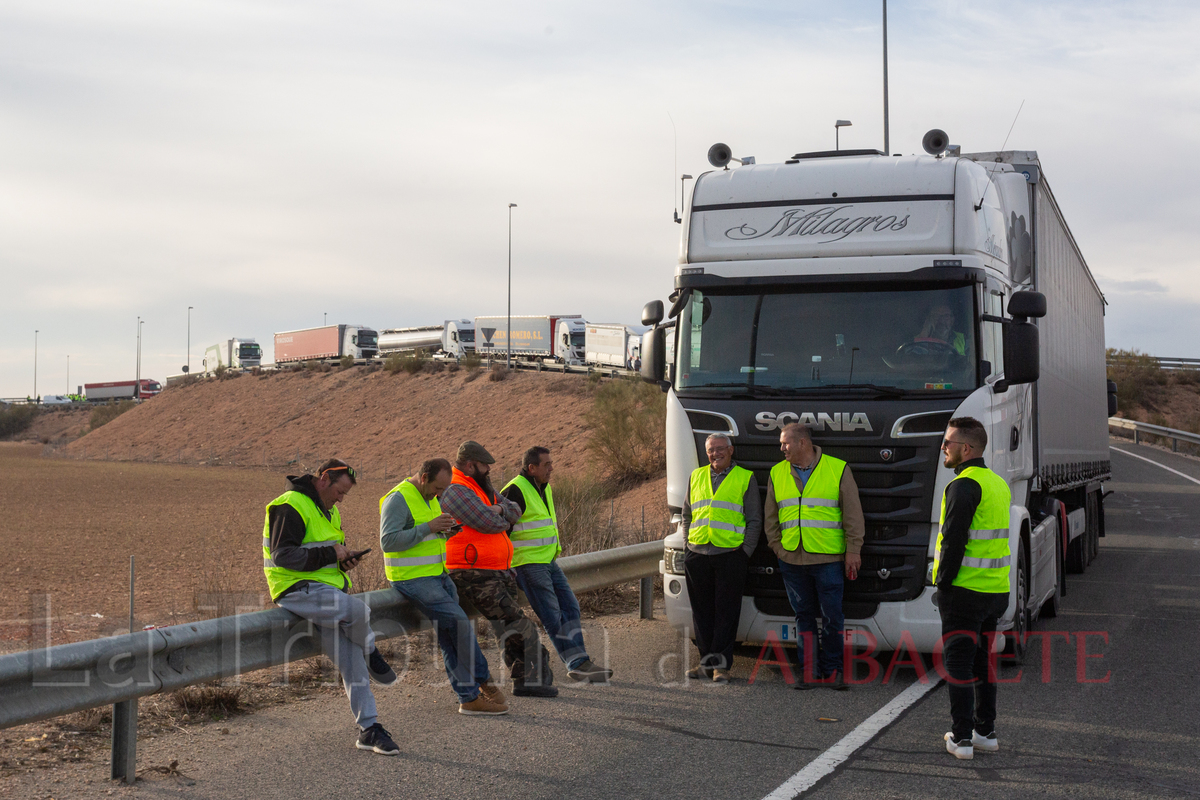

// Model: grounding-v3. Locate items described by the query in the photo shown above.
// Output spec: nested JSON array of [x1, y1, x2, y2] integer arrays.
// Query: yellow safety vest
[[688, 465, 753, 548], [504, 475, 562, 567], [380, 480, 447, 581], [933, 465, 1011, 593], [262, 490, 348, 602], [770, 456, 846, 554]]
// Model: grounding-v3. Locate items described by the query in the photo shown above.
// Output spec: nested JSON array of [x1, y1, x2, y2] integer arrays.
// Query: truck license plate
[[779, 623, 798, 642]]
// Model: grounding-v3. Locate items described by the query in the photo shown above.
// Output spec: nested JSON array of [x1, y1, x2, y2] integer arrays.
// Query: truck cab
[[643, 142, 1108, 655], [346, 326, 378, 360]]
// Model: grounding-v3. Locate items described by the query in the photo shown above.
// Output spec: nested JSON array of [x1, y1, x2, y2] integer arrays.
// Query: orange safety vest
[[444, 467, 514, 571]]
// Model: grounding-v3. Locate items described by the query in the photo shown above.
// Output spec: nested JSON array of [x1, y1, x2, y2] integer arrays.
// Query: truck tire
[[1003, 543, 1030, 666], [1086, 491, 1100, 565]]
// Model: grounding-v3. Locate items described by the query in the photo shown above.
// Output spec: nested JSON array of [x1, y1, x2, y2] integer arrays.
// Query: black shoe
[[357, 723, 399, 755], [513, 680, 559, 698], [828, 670, 851, 691], [792, 679, 818, 690], [568, 659, 613, 683], [367, 649, 398, 686]]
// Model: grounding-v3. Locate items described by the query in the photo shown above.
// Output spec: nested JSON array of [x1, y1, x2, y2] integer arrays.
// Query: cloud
[[1097, 277, 1170, 294]]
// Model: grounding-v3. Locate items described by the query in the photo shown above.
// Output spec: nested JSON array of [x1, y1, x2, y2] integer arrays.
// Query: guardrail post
[[1134, 428, 1140, 445], [111, 556, 137, 784], [1173, 437, 1179, 453], [639, 577, 654, 620]]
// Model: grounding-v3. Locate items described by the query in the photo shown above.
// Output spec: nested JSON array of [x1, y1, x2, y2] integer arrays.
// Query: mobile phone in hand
[[341, 548, 371, 566]]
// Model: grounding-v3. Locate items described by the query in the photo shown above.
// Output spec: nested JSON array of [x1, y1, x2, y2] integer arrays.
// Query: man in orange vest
[[442, 441, 558, 698]]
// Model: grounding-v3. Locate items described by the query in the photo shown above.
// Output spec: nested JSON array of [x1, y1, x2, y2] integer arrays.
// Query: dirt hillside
[[64, 366, 608, 480]]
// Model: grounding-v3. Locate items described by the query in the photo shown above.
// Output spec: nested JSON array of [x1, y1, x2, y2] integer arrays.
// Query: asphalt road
[[8, 437, 1199, 799]]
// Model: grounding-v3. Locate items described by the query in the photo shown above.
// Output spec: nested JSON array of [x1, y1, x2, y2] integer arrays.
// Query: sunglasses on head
[[321, 465, 356, 480]]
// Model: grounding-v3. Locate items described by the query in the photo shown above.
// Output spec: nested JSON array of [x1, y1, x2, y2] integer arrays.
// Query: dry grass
[[584, 378, 666, 487], [488, 364, 509, 382], [88, 400, 136, 431], [171, 683, 244, 716]]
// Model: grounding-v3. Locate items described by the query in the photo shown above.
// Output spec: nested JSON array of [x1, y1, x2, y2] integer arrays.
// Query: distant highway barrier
[[1108, 417, 1200, 452], [1105, 354, 1200, 371]]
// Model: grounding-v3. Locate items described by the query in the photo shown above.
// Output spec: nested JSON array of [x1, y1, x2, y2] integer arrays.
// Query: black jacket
[[266, 474, 345, 598]]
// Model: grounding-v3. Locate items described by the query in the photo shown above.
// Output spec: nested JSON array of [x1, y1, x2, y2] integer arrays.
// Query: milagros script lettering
[[724, 205, 910, 243]]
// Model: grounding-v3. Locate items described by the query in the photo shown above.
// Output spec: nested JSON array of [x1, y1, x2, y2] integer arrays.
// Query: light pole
[[835, 120, 853, 150], [135, 317, 142, 399], [187, 306, 193, 374], [324, 312, 327, 327], [882, 0, 890, 156], [507, 203, 517, 368], [33, 330, 38, 402], [66, 355, 70, 396]]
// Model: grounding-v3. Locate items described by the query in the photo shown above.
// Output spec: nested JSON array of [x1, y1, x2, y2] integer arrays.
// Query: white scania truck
[[641, 135, 1113, 658]]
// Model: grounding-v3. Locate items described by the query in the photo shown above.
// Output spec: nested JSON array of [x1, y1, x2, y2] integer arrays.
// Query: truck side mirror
[[1002, 321, 1039, 385], [1107, 379, 1118, 416], [640, 327, 666, 386], [642, 300, 664, 326], [1008, 291, 1046, 320]]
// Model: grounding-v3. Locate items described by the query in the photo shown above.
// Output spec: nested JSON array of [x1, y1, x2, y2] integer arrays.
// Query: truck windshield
[[675, 286, 978, 394], [460, 330, 475, 343], [570, 331, 586, 347], [239, 344, 261, 358], [359, 332, 378, 347]]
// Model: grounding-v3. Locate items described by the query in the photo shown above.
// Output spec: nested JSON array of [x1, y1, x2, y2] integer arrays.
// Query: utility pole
[[507, 203, 517, 368], [187, 306, 193, 374], [33, 330, 38, 402], [135, 317, 142, 399]]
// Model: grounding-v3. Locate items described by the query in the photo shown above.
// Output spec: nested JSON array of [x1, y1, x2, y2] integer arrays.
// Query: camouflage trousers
[[451, 568, 554, 687]]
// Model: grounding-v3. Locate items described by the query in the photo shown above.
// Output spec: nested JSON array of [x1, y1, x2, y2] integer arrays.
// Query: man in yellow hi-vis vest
[[682, 433, 762, 683], [934, 417, 1011, 761], [381, 458, 508, 716], [264, 459, 400, 756], [503, 446, 613, 683], [765, 423, 865, 690]]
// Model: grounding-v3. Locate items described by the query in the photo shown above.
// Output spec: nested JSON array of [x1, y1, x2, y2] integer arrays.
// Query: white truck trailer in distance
[[585, 323, 649, 368], [203, 338, 262, 373], [378, 320, 475, 358], [640, 136, 1112, 660], [474, 315, 585, 364]]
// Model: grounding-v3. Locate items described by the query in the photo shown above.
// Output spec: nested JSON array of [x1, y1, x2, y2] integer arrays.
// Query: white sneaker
[[944, 732, 974, 760], [972, 730, 999, 752]]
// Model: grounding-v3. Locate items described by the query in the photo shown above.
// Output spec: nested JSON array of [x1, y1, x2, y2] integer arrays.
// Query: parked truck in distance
[[203, 338, 262, 373], [474, 315, 585, 364], [378, 320, 475, 358], [641, 134, 1112, 661], [585, 323, 649, 369], [274, 324, 378, 363], [84, 379, 162, 401]]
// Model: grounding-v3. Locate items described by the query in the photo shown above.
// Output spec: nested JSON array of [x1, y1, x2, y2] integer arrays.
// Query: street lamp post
[[324, 312, 327, 327], [507, 203, 517, 368], [135, 317, 142, 400], [187, 306, 193, 374], [66, 355, 70, 396], [835, 119, 853, 150], [33, 330, 38, 402]]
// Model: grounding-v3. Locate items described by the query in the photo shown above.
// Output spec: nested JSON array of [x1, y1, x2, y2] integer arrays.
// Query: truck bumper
[[659, 573, 1000, 654]]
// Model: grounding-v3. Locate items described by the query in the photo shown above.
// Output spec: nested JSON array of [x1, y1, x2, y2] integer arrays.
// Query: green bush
[[552, 473, 621, 555], [383, 353, 403, 374], [401, 350, 426, 375], [461, 353, 482, 372], [89, 400, 136, 431], [585, 379, 666, 486], [0, 404, 38, 438], [488, 364, 508, 382], [339, 355, 355, 370]]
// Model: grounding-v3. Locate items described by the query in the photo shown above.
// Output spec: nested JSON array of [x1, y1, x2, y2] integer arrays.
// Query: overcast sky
[[3, 1, 1198, 397]]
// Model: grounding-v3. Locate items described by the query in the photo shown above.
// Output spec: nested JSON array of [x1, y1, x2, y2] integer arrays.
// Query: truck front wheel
[[1003, 543, 1030, 666]]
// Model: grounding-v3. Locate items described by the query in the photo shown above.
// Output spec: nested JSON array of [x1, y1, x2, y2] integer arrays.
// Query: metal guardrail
[[1108, 417, 1200, 452], [0, 539, 662, 732], [1106, 355, 1200, 371]]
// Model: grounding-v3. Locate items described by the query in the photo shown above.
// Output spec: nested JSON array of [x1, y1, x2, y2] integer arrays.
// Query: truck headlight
[[664, 547, 686, 575]]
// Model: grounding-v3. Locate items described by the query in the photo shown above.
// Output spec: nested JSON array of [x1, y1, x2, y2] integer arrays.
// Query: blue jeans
[[515, 561, 589, 670], [778, 560, 845, 678], [391, 573, 490, 703]]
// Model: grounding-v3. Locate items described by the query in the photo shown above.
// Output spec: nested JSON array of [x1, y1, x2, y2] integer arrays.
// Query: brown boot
[[458, 693, 509, 716], [480, 679, 507, 706]]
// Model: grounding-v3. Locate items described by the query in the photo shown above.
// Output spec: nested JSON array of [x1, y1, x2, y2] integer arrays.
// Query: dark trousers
[[683, 548, 747, 671], [451, 568, 553, 687], [939, 587, 1009, 741], [778, 560, 845, 679]]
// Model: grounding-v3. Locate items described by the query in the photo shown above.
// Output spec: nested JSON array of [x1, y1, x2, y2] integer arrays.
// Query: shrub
[[585, 379, 666, 486], [401, 350, 425, 374], [488, 364, 509, 382], [552, 473, 620, 555], [383, 353, 404, 374], [0, 404, 37, 438], [89, 400, 136, 431], [421, 360, 443, 374], [461, 353, 482, 372], [214, 363, 228, 378], [171, 683, 243, 717], [1107, 349, 1163, 411], [339, 355, 355, 370], [445, 361, 460, 373]]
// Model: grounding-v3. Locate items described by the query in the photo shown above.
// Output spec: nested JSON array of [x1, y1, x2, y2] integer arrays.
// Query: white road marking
[[761, 678, 943, 799], [1110, 447, 1200, 487]]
